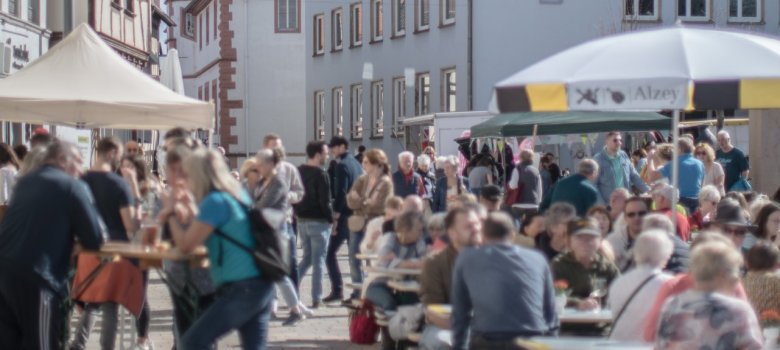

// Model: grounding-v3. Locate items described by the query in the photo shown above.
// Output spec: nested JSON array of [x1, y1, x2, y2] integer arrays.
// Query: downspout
[[243, 0, 250, 158], [467, 0, 473, 111]]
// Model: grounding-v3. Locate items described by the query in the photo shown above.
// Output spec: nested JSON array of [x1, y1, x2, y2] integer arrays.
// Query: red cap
[[33, 127, 49, 135]]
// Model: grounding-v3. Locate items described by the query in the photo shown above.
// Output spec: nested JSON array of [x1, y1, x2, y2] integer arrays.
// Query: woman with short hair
[[695, 143, 725, 196], [432, 156, 468, 213], [689, 184, 721, 231], [655, 240, 763, 349]]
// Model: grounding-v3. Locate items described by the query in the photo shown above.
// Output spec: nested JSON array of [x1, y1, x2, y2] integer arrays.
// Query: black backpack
[[214, 204, 290, 282]]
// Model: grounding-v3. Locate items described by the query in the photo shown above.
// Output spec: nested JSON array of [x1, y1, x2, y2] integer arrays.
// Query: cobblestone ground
[[72, 245, 375, 350]]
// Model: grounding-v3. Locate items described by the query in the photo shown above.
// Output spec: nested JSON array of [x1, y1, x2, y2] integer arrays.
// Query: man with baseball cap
[[552, 219, 619, 311], [478, 184, 503, 213], [709, 197, 756, 248]]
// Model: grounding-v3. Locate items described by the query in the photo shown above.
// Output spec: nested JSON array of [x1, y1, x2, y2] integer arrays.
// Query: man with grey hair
[[508, 149, 542, 205], [715, 130, 749, 192], [0, 140, 106, 349], [392, 151, 424, 198], [650, 137, 704, 214], [642, 213, 690, 274], [415, 154, 436, 215], [543, 159, 601, 216], [651, 182, 691, 242], [608, 230, 674, 342]]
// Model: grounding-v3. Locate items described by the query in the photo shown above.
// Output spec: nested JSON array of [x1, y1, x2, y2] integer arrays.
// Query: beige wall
[[92, 0, 150, 53], [748, 110, 780, 196]]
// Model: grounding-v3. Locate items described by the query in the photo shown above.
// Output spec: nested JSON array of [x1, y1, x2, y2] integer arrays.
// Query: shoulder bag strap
[[214, 228, 255, 266], [608, 271, 659, 337]]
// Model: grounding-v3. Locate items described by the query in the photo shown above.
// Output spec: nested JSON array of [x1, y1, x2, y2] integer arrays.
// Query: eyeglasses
[[695, 152, 706, 156], [613, 139, 623, 144], [722, 226, 748, 236], [625, 211, 648, 218], [127, 148, 138, 153]]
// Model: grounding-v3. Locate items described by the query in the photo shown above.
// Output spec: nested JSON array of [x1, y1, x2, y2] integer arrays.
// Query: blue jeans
[[297, 219, 331, 303], [365, 282, 397, 311], [326, 214, 349, 296], [181, 278, 274, 350], [276, 223, 301, 308], [348, 230, 365, 298], [283, 223, 299, 291]]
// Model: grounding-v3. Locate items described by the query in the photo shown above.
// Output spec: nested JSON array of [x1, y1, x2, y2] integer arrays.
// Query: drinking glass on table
[[589, 277, 608, 311]]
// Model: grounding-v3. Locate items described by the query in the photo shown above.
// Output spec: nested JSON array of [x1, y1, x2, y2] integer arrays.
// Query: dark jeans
[[680, 197, 699, 216], [170, 290, 216, 345], [181, 278, 274, 350], [326, 214, 349, 296], [0, 268, 66, 350], [137, 270, 150, 338]]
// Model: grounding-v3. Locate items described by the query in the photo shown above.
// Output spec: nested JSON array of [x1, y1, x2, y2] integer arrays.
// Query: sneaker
[[312, 301, 321, 309], [282, 312, 304, 326], [299, 304, 315, 317], [322, 293, 343, 304]]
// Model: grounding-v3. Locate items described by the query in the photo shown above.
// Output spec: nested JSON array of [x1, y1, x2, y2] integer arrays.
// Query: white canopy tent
[[0, 23, 212, 130]]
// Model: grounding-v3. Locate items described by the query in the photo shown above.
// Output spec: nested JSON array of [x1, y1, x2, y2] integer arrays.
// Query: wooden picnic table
[[558, 308, 612, 324], [86, 241, 208, 270], [387, 280, 421, 293], [364, 266, 422, 277], [516, 336, 652, 350]]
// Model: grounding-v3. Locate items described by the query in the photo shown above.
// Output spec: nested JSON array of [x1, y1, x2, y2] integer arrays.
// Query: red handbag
[[349, 301, 379, 345]]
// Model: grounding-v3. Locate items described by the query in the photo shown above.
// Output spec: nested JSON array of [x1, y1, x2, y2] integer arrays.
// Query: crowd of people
[[0, 126, 778, 350]]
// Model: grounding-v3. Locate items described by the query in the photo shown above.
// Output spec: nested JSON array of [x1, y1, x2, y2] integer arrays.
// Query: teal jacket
[[544, 174, 601, 216]]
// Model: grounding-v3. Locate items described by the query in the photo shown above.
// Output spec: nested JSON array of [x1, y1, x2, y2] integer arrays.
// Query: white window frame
[[276, 0, 301, 32], [677, 0, 710, 22], [313, 14, 325, 55], [415, 73, 430, 116], [333, 87, 344, 136], [371, 81, 384, 137], [392, 77, 406, 136], [442, 68, 456, 112], [314, 91, 326, 140], [440, 0, 455, 25], [351, 84, 364, 139], [728, 0, 761, 23], [624, 0, 660, 21], [185, 13, 195, 37], [332, 9, 343, 51], [350, 3, 363, 47], [392, 0, 406, 37], [415, 0, 430, 32], [371, 0, 384, 42]]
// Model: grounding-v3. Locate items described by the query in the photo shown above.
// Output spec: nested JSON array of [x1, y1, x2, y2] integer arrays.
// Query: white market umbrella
[[491, 25, 780, 224], [0, 23, 212, 130]]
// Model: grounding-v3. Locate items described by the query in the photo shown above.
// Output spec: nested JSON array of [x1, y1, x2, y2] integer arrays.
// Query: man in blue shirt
[[594, 131, 649, 202], [0, 140, 106, 350], [452, 213, 559, 349], [542, 159, 602, 216], [652, 137, 705, 214]]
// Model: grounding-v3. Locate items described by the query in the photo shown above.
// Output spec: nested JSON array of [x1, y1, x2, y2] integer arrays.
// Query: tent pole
[[671, 110, 680, 232]]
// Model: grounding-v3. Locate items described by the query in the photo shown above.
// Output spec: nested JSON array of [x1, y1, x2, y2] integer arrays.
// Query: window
[[392, 77, 406, 136], [313, 14, 325, 55], [678, 0, 709, 21], [276, 0, 301, 32], [8, 0, 18, 16], [28, 0, 39, 24], [333, 88, 344, 136], [371, 81, 384, 137], [206, 8, 210, 45], [185, 13, 195, 37], [392, 0, 406, 37], [125, 0, 133, 12], [351, 84, 364, 139], [440, 0, 455, 25], [350, 3, 363, 47], [314, 91, 326, 140], [332, 9, 343, 50], [729, 0, 761, 22], [371, 0, 384, 42], [442, 68, 456, 112], [414, 0, 430, 31], [214, 0, 218, 39], [624, 0, 659, 21], [415, 73, 430, 115], [199, 15, 203, 50]]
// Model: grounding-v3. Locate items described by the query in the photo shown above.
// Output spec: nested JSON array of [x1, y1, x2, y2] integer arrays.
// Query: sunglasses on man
[[625, 210, 648, 219]]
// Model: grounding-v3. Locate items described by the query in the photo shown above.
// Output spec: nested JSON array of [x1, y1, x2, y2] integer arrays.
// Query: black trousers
[[0, 267, 67, 350], [325, 214, 349, 296]]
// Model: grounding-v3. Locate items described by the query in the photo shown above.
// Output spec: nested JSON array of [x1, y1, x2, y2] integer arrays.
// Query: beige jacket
[[347, 174, 393, 220]]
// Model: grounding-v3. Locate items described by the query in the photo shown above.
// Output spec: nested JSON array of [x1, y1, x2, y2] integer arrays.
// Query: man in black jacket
[[0, 140, 106, 350], [295, 141, 334, 308], [324, 137, 363, 303]]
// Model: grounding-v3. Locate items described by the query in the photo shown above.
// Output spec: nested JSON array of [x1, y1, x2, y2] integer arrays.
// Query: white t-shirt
[[608, 265, 672, 342], [703, 162, 725, 195]]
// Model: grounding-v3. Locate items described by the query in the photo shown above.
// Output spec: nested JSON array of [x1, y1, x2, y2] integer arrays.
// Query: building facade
[[168, 0, 306, 167], [306, 0, 779, 163], [0, 0, 50, 144]]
